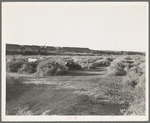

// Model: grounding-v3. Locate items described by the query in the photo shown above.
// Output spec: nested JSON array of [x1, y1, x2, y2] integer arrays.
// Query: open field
[[6, 54, 146, 115]]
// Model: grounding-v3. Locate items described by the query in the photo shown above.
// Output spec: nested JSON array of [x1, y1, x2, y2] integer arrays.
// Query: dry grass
[[122, 61, 146, 115], [6, 54, 146, 116], [107, 61, 126, 76]]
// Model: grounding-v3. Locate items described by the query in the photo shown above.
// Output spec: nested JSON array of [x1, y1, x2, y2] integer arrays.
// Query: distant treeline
[[6, 44, 145, 56]]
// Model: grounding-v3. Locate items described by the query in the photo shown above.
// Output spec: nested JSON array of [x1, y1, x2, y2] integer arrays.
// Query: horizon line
[[6, 43, 146, 53]]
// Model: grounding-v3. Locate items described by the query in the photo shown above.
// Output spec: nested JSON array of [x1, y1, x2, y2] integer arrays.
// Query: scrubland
[[6, 54, 146, 115]]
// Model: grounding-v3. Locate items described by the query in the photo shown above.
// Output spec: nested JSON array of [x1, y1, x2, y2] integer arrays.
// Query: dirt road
[[6, 67, 128, 115]]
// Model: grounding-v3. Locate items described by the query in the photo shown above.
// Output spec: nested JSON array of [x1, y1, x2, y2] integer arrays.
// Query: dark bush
[[6, 61, 24, 72], [124, 57, 132, 60], [27, 62, 38, 69], [66, 62, 81, 70]]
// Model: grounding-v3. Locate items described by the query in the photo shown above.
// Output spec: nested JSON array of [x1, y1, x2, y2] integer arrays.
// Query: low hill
[[6, 44, 145, 56]]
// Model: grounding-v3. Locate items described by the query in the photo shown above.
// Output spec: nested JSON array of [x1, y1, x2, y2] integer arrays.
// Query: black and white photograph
[[2, 2, 149, 121]]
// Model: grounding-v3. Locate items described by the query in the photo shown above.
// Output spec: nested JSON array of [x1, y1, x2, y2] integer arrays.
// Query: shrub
[[54, 60, 69, 75], [122, 62, 146, 116], [79, 63, 89, 69], [106, 57, 114, 62], [6, 56, 16, 62], [133, 60, 141, 66], [128, 66, 139, 74], [55, 67, 68, 75], [124, 74, 146, 115], [124, 65, 130, 74], [18, 64, 36, 74], [135, 74, 145, 94], [6, 55, 27, 63], [126, 62, 145, 76], [66, 62, 81, 70], [6, 61, 24, 72], [94, 59, 110, 67], [35, 60, 57, 76], [123, 71, 139, 89], [138, 62, 146, 76], [107, 60, 126, 76], [88, 63, 96, 69], [76, 60, 88, 69], [35, 60, 69, 77]]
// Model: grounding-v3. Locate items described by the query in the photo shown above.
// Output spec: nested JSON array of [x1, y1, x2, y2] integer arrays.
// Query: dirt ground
[[6, 67, 129, 115]]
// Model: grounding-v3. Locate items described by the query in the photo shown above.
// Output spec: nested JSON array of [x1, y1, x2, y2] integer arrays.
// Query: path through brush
[[6, 67, 129, 115]]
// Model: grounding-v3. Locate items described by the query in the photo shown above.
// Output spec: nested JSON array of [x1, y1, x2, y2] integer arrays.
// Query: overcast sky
[[2, 2, 148, 52]]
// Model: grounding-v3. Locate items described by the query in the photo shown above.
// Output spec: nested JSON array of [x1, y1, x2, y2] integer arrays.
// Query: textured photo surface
[[2, 2, 148, 121]]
